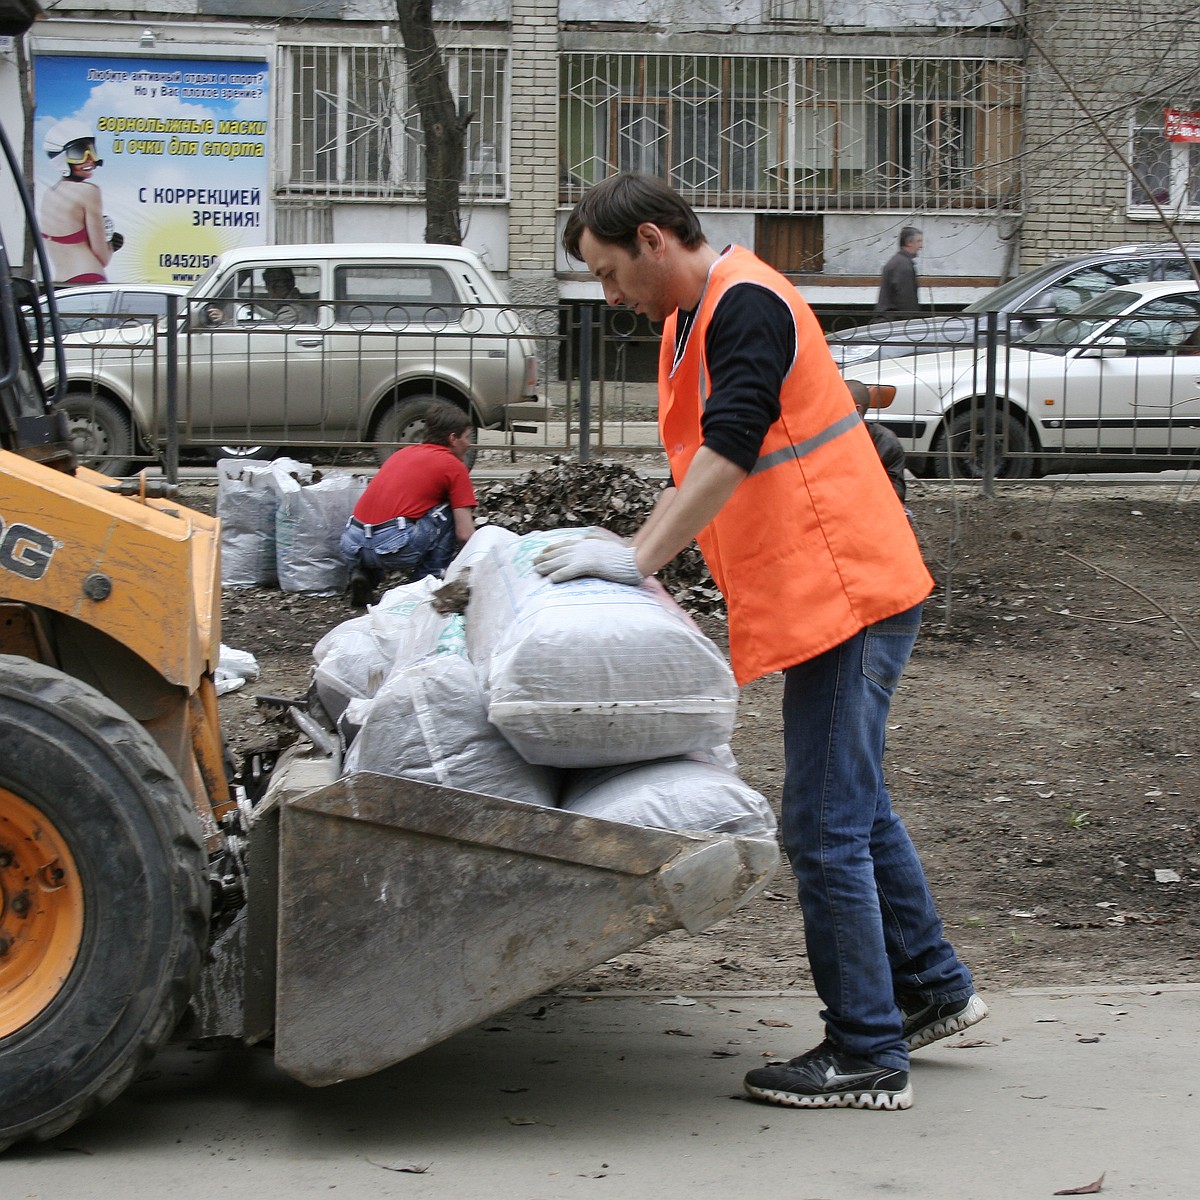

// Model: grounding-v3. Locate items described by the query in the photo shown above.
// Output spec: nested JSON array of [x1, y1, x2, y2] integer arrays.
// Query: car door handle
[[295, 337, 324, 348]]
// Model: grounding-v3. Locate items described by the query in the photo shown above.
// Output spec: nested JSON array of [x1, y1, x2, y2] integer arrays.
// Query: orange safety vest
[[659, 246, 933, 685]]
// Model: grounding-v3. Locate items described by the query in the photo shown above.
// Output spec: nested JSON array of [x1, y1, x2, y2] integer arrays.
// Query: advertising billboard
[[33, 54, 270, 286]]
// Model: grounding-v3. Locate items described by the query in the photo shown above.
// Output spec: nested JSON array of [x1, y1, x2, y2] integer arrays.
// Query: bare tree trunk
[[394, 0, 467, 245], [16, 32, 36, 270]]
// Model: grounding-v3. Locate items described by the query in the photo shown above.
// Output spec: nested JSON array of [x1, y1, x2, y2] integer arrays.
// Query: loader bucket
[[272, 770, 778, 1086]]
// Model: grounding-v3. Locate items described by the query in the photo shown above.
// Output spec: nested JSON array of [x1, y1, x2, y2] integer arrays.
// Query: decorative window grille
[[1129, 104, 1200, 216], [277, 43, 507, 199], [560, 53, 1021, 211]]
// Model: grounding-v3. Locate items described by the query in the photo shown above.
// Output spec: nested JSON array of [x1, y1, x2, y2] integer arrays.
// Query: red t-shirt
[[352, 443, 477, 524]]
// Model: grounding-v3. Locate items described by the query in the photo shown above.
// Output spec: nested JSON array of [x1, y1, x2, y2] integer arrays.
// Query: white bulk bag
[[276, 470, 368, 594], [216, 459, 280, 588], [343, 615, 560, 807], [445, 524, 519, 582], [311, 576, 443, 721], [465, 529, 738, 767], [562, 758, 777, 839]]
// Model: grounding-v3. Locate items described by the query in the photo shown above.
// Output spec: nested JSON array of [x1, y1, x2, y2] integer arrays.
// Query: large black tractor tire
[[0, 656, 210, 1151]]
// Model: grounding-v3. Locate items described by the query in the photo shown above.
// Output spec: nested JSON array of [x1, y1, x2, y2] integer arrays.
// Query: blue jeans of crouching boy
[[338, 502, 457, 584]]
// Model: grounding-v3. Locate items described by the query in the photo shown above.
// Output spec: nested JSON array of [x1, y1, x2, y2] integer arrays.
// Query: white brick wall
[[1021, 1, 1200, 264]]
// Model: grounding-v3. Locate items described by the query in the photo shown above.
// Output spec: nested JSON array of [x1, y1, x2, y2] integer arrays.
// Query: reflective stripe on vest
[[749, 410, 862, 476]]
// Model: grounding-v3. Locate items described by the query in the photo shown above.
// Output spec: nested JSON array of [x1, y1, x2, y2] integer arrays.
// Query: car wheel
[[0, 656, 209, 1150], [931, 408, 1034, 480], [372, 397, 477, 468], [60, 393, 135, 477], [201, 445, 279, 465]]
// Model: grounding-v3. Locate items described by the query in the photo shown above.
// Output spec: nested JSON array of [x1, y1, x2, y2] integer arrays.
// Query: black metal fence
[[49, 298, 1200, 486]]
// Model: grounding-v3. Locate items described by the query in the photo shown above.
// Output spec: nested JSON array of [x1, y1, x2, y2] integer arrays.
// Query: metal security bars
[[1129, 102, 1200, 216], [560, 53, 1021, 211], [277, 43, 508, 199]]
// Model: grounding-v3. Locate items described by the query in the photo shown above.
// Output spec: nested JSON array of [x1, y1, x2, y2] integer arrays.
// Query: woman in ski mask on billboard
[[39, 118, 124, 284]]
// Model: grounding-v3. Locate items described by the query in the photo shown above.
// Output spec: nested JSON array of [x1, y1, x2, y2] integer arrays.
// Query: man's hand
[[533, 534, 645, 585]]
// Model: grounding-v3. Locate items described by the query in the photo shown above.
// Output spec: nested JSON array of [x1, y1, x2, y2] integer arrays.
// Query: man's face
[[905, 234, 924, 256], [578, 226, 678, 323]]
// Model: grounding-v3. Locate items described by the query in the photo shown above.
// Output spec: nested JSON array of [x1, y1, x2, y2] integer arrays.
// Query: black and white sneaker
[[744, 1043, 913, 1110], [903, 993, 989, 1051]]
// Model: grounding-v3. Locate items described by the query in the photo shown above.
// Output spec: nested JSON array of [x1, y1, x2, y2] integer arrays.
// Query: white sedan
[[848, 280, 1200, 478]]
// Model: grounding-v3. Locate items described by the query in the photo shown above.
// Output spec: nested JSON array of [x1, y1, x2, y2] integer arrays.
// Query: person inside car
[[261, 267, 312, 324]]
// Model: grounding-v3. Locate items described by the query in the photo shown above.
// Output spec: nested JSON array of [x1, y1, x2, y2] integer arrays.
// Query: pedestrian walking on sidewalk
[[875, 225, 923, 313]]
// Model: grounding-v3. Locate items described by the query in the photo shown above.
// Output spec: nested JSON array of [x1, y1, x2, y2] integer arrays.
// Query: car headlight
[[828, 341, 881, 367]]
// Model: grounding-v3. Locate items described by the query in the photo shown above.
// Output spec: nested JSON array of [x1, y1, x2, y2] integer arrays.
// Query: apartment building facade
[[2, 1, 1196, 311]]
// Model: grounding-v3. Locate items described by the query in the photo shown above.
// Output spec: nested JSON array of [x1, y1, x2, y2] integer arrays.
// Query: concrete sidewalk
[[6, 984, 1196, 1198]]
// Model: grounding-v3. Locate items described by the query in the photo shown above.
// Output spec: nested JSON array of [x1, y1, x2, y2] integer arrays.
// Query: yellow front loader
[[0, 43, 776, 1152]]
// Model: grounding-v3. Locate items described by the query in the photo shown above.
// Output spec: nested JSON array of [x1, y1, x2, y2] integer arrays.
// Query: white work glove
[[533, 533, 645, 586]]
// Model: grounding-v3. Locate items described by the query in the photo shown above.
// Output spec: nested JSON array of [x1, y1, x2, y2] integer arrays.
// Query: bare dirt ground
[[192, 473, 1200, 998]]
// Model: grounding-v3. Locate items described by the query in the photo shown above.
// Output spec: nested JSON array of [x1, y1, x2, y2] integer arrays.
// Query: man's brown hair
[[563, 172, 705, 262]]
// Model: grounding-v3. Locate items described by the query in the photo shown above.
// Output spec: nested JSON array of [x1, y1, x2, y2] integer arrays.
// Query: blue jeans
[[338, 502, 457, 583], [780, 603, 974, 1070]]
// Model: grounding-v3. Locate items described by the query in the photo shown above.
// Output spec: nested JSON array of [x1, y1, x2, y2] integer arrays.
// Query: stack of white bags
[[312, 526, 776, 840], [217, 458, 368, 594]]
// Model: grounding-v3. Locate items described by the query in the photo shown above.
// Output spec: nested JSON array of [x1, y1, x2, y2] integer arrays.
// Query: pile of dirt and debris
[[189, 468, 1200, 995], [475, 458, 724, 617]]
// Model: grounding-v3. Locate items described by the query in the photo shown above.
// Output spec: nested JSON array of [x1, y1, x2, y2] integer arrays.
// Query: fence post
[[981, 308, 999, 498], [164, 293, 179, 486], [578, 303, 592, 464]]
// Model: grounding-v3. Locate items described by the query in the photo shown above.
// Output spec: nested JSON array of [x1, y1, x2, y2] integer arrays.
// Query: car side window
[[1047, 261, 1156, 314], [1159, 259, 1200, 282], [122, 292, 172, 322], [333, 265, 463, 323], [200, 266, 320, 327], [53, 290, 111, 334], [1107, 295, 1200, 355]]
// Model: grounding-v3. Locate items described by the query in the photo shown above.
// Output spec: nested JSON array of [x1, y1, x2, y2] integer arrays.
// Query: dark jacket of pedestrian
[[875, 227, 923, 313]]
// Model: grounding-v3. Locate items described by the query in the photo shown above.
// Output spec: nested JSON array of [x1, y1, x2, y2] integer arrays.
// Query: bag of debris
[[446, 524, 519, 581], [216, 458, 284, 588], [561, 757, 776, 839], [311, 575, 443, 721], [275, 470, 369, 594], [465, 529, 738, 767], [343, 614, 560, 807]]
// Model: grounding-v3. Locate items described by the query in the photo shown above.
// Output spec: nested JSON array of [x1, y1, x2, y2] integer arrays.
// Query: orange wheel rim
[[0, 787, 84, 1036]]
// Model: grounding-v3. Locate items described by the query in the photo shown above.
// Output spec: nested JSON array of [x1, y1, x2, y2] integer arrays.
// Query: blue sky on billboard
[[33, 54, 271, 285]]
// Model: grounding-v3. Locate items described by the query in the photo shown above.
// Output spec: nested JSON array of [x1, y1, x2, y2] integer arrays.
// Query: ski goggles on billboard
[[64, 139, 101, 166]]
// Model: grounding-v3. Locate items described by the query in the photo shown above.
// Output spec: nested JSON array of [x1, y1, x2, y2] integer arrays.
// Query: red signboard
[[1164, 108, 1200, 143]]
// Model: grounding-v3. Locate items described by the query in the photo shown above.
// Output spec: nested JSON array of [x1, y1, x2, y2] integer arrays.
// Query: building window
[[278, 43, 507, 200], [561, 53, 1020, 212], [768, 0, 823, 22], [1129, 105, 1200, 217]]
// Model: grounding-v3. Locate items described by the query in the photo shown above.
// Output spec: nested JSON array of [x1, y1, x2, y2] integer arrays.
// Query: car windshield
[[1013, 289, 1141, 355]]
